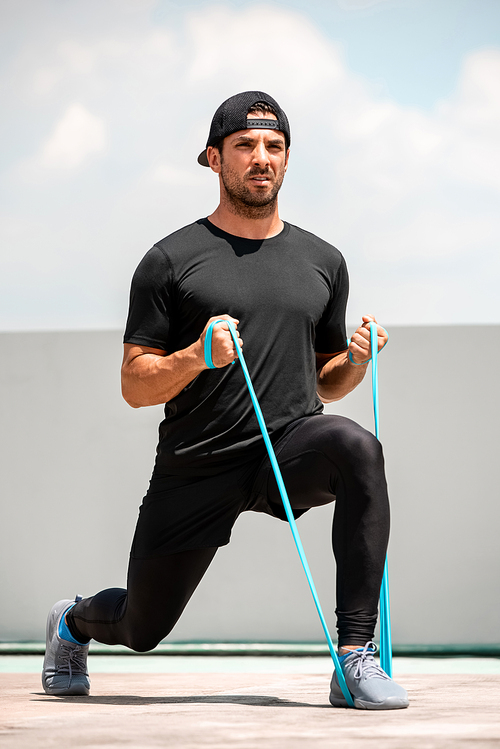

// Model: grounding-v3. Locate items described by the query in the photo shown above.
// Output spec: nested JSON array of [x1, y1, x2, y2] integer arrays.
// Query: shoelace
[[57, 643, 88, 685], [351, 641, 392, 681]]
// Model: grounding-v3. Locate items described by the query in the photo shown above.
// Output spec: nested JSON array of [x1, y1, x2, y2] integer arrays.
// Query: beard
[[219, 161, 286, 219]]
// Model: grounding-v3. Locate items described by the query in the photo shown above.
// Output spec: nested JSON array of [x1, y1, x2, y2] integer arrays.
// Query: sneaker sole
[[44, 682, 90, 696], [354, 696, 409, 710], [330, 694, 409, 710]]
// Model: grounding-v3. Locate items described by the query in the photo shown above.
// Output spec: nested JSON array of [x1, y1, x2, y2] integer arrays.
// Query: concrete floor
[[1, 658, 500, 748]]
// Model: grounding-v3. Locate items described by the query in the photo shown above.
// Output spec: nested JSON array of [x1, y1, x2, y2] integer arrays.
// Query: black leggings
[[68, 415, 389, 648]]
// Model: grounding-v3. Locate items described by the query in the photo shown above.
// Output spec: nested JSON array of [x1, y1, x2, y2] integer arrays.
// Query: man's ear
[[284, 147, 290, 172], [207, 146, 222, 174]]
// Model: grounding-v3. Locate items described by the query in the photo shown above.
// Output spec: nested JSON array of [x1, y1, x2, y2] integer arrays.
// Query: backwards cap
[[198, 90, 291, 167]]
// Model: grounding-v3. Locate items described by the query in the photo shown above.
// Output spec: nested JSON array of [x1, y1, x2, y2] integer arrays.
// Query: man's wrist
[[348, 350, 371, 366], [190, 338, 209, 371]]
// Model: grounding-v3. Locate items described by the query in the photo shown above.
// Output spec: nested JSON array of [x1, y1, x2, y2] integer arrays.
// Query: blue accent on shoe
[[339, 646, 371, 664], [58, 603, 89, 646]]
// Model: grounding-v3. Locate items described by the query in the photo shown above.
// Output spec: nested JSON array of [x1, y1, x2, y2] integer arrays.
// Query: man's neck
[[207, 203, 284, 240]]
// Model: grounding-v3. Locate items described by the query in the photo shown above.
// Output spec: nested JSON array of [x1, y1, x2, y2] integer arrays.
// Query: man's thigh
[[131, 465, 256, 558], [259, 414, 374, 512]]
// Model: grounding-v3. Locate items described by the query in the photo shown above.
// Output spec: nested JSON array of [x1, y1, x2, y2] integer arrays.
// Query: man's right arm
[[121, 315, 242, 408]]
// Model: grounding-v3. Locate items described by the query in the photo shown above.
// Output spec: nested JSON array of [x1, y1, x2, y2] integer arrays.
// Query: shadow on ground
[[32, 691, 326, 708]]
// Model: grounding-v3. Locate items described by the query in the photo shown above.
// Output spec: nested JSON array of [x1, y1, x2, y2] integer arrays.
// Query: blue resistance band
[[370, 321, 392, 678], [205, 320, 392, 702], [346, 322, 392, 676], [205, 319, 353, 706]]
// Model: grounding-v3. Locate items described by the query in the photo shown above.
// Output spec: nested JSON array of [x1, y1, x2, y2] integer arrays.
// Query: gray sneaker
[[329, 642, 409, 710], [42, 597, 90, 696]]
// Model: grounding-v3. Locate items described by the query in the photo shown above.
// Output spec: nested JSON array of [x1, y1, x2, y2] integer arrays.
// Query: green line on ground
[[1, 642, 499, 657]]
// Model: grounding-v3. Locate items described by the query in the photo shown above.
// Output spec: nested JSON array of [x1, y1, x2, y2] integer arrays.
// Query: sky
[[1, 0, 499, 330]]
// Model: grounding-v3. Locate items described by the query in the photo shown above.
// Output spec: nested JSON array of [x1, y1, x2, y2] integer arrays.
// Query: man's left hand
[[348, 314, 388, 365]]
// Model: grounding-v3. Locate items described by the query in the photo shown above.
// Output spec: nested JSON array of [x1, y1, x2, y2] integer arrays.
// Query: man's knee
[[125, 629, 170, 653], [327, 418, 384, 468], [123, 609, 182, 653], [351, 428, 384, 465]]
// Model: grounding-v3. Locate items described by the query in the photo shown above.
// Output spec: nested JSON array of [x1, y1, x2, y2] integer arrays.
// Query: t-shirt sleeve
[[123, 245, 175, 351], [314, 254, 349, 354]]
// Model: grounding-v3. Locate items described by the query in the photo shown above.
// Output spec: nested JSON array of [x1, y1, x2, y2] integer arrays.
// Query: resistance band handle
[[204, 319, 237, 369], [347, 324, 388, 365]]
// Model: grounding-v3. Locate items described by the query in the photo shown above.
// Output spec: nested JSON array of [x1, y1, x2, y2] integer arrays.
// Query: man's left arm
[[316, 314, 388, 403]]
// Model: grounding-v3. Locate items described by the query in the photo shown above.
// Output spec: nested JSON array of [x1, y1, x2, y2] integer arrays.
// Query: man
[[42, 91, 408, 710]]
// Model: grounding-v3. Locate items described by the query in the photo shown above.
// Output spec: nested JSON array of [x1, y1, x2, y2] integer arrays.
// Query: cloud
[[336, 0, 404, 9], [0, 2, 499, 328], [329, 48, 500, 263], [37, 103, 107, 169], [149, 162, 206, 187]]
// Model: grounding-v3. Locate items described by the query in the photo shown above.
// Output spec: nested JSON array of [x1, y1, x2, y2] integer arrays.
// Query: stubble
[[219, 160, 286, 220]]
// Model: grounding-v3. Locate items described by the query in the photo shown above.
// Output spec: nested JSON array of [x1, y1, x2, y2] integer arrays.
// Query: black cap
[[198, 90, 291, 167]]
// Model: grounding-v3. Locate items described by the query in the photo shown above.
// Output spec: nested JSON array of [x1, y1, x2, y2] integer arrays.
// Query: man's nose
[[252, 141, 270, 166]]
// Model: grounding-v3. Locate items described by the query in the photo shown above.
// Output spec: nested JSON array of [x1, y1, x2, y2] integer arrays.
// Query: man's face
[[207, 113, 289, 210]]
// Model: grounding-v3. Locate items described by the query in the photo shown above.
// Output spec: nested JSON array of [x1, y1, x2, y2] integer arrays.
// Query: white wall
[[1, 327, 499, 644]]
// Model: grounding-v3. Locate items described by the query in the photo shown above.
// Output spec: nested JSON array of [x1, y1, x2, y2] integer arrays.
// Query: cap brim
[[197, 149, 209, 167]]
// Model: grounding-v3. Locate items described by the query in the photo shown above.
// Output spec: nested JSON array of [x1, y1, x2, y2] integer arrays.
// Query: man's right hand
[[199, 315, 243, 369], [121, 314, 243, 408]]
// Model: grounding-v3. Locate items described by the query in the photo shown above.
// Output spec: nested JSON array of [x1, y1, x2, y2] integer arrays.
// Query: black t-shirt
[[124, 218, 348, 475]]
